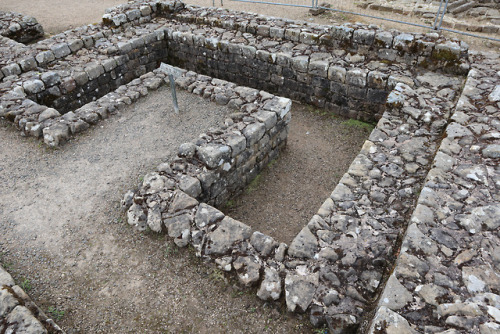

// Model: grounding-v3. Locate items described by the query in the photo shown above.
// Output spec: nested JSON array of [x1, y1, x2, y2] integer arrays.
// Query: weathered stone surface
[[4, 305, 47, 334], [0, 288, 19, 318], [483, 144, 500, 159], [147, 204, 162, 233], [257, 267, 281, 301], [41, 71, 61, 87], [205, 217, 252, 255], [288, 226, 318, 259], [178, 175, 202, 198], [170, 190, 198, 212], [463, 266, 500, 294], [242, 122, 266, 146], [127, 203, 147, 231], [38, 108, 60, 122], [285, 268, 319, 312], [23, 79, 45, 94], [0, 266, 14, 286], [196, 144, 230, 169], [233, 256, 261, 286], [178, 142, 196, 158], [43, 122, 69, 147], [368, 306, 416, 334], [250, 231, 277, 257], [164, 213, 191, 247], [194, 203, 224, 228], [379, 274, 412, 310]]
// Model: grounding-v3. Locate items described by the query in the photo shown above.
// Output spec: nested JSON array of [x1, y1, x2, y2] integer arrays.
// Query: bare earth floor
[[0, 88, 319, 333], [223, 104, 369, 245]]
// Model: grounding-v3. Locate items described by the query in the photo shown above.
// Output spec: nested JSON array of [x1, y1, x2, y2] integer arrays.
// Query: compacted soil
[[0, 89, 317, 333], [223, 104, 370, 245]]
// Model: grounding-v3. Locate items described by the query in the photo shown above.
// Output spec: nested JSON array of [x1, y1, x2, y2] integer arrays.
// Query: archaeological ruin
[[1, 0, 499, 333]]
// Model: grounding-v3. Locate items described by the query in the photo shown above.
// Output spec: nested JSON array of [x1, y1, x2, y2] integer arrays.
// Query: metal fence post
[[437, 0, 450, 31], [433, 0, 444, 30]]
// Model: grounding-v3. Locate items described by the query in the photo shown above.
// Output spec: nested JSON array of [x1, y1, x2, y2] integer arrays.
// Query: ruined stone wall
[[1, 1, 499, 333], [1, 0, 471, 136], [0, 11, 44, 44], [367, 51, 500, 334], [0, 265, 64, 333]]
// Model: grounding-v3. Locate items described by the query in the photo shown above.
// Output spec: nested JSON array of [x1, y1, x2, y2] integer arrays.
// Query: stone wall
[[1, 1, 499, 333], [0, 11, 44, 44], [0, 265, 64, 333], [367, 51, 500, 334], [0, 0, 471, 143]]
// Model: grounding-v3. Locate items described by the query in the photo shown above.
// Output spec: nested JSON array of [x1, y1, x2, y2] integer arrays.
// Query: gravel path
[[0, 88, 312, 333]]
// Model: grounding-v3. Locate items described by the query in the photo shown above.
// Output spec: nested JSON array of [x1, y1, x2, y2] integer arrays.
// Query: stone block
[[346, 68, 368, 87], [51, 43, 71, 58], [353, 29, 375, 45], [1, 63, 21, 77]]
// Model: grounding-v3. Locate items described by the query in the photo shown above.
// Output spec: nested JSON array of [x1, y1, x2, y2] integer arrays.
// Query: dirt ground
[[223, 104, 370, 245], [0, 0, 125, 35], [0, 88, 323, 333]]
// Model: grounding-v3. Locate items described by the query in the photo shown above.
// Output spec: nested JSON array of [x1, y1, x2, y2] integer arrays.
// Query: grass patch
[[267, 158, 278, 169], [47, 306, 65, 321], [164, 242, 179, 258], [20, 278, 32, 292], [341, 119, 375, 132], [246, 174, 262, 194], [225, 199, 236, 208]]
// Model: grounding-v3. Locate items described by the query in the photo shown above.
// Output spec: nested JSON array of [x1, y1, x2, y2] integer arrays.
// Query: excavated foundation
[[1, 1, 499, 334]]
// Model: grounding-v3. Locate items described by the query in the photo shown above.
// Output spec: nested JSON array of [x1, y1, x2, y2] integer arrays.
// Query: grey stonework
[[1, 1, 499, 333], [0, 11, 44, 44], [366, 52, 500, 334], [0, 265, 65, 334]]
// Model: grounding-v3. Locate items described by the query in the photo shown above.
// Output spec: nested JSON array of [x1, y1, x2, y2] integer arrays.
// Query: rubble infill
[[367, 52, 500, 333], [0, 265, 65, 334]]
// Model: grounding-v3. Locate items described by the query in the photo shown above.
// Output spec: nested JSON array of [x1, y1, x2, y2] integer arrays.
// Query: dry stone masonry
[[367, 52, 500, 334], [0, 0, 499, 333], [0, 11, 44, 44], [0, 265, 64, 334]]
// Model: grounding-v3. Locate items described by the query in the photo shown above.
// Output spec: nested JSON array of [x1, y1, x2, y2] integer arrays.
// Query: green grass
[[47, 306, 65, 321], [164, 243, 179, 258], [246, 174, 262, 194], [341, 119, 375, 131], [267, 158, 278, 168], [20, 278, 32, 292], [209, 267, 226, 283]]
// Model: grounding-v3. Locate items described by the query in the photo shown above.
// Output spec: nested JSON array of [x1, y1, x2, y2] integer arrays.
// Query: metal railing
[[218, 0, 500, 43]]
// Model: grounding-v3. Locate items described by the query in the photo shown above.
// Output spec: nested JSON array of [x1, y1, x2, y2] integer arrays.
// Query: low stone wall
[[123, 65, 468, 332], [0, 11, 44, 44], [367, 51, 500, 334], [0, 0, 472, 147], [122, 68, 293, 295], [0, 265, 64, 333], [1, 1, 499, 333]]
